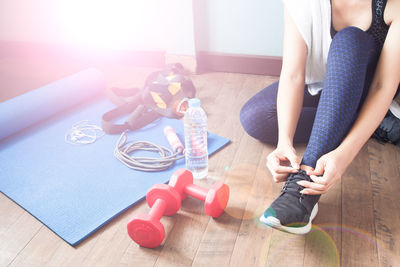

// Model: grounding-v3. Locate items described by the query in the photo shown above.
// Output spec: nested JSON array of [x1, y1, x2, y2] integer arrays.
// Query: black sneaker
[[260, 170, 320, 234], [372, 110, 400, 146]]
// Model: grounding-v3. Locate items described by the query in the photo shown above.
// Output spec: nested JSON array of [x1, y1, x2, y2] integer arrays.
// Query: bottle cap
[[188, 98, 201, 108]]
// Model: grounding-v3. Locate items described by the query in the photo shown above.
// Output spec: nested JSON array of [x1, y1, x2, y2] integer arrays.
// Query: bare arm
[[266, 7, 308, 182], [277, 7, 308, 146]]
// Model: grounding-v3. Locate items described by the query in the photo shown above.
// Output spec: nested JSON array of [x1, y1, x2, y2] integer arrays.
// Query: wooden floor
[[1, 60, 400, 267]]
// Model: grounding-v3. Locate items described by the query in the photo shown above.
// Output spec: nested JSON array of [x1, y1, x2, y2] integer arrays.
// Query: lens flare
[[255, 223, 395, 266], [56, 0, 167, 49], [256, 225, 339, 266], [222, 163, 268, 220], [318, 224, 395, 266]]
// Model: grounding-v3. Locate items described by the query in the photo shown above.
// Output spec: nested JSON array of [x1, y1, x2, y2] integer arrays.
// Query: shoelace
[[281, 170, 311, 203]]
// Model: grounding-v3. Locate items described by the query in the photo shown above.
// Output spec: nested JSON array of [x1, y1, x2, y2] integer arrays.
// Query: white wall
[[195, 0, 284, 56], [0, 0, 283, 57]]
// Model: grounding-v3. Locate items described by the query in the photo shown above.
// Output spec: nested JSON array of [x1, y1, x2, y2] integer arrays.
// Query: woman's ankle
[[300, 164, 313, 173]]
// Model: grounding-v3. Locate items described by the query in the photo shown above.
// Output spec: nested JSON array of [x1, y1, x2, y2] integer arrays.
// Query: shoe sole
[[259, 203, 318, 235]]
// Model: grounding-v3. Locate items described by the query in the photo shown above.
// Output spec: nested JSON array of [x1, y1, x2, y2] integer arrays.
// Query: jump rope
[[66, 122, 185, 172], [114, 126, 185, 172]]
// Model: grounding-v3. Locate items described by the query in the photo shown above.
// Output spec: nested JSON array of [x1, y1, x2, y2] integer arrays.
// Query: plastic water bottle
[[184, 98, 208, 179]]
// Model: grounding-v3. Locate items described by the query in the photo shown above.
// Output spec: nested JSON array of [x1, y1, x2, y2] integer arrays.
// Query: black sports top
[[330, 0, 390, 50]]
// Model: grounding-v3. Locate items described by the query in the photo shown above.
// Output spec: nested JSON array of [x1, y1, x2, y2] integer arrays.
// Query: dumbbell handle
[[183, 184, 208, 201], [148, 198, 167, 221]]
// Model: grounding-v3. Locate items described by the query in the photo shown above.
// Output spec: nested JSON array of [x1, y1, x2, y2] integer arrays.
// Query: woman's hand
[[267, 144, 300, 183], [297, 149, 351, 195]]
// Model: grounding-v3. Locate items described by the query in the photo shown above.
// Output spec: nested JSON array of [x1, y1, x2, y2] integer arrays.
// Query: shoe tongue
[[288, 170, 311, 182], [282, 170, 310, 194], [282, 170, 320, 212]]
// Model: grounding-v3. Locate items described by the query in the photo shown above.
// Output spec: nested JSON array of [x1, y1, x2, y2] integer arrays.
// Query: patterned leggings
[[240, 27, 399, 168]]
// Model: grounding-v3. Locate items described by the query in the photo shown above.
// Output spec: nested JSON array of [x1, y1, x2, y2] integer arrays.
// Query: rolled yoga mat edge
[[0, 68, 106, 141]]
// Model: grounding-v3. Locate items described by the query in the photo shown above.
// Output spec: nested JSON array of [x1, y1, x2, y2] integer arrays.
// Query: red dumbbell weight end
[[169, 169, 230, 218], [186, 181, 230, 218], [127, 184, 181, 248]]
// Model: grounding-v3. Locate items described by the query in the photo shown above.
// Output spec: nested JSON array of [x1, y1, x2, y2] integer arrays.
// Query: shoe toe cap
[[264, 201, 308, 226]]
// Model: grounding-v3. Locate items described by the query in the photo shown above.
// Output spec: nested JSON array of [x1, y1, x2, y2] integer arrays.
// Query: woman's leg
[[240, 81, 320, 144], [301, 27, 380, 168], [261, 27, 380, 234]]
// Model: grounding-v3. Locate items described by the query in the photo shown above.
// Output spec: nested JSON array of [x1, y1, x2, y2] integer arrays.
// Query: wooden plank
[[0, 195, 25, 266], [0, 211, 42, 266], [228, 146, 275, 267], [9, 202, 120, 266], [265, 232, 306, 267], [9, 226, 61, 266], [368, 140, 400, 267], [44, 234, 100, 267], [0, 194, 24, 235], [303, 223, 341, 267], [341, 144, 378, 266]]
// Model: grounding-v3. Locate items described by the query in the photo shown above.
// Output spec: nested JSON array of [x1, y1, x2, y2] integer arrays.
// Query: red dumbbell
[[127, 184, 181, 248], [169, 169, 230, 218]]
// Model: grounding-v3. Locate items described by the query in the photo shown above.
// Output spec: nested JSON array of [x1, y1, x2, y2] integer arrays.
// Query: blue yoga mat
[[0, 69, 230, 245]]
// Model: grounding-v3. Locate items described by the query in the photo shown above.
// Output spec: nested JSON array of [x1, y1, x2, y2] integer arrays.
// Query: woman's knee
[[331, 26, 376, 52], [240, 84, 276, 128], [240, 117, 279, 144], [240, 99, 278, 144], [240, 100, 262, 136], [326, 26, 379, 97]]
